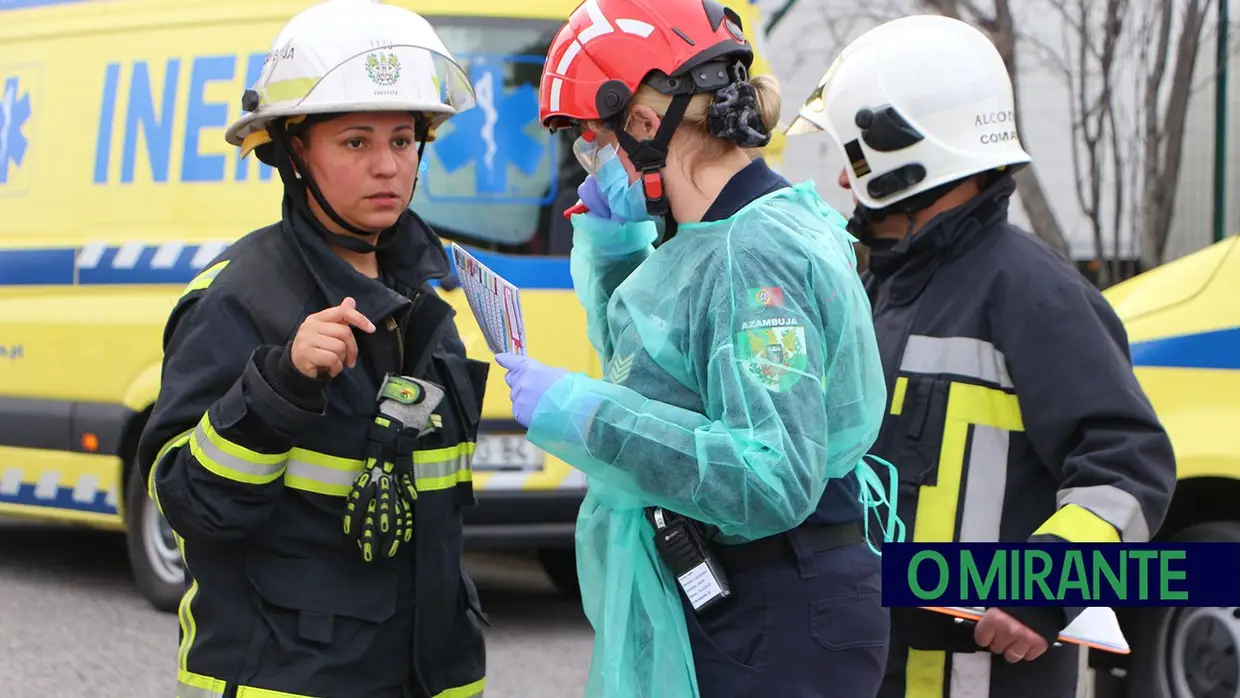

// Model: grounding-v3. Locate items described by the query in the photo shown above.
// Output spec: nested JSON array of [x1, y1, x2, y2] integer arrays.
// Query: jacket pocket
[[241, 555, 411, 694], [888, 375, 950, 491], [241, 557, 396, 649]]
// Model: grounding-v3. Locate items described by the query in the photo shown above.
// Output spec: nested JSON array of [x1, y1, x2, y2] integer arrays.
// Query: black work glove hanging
[[343, 374, 445, 562]]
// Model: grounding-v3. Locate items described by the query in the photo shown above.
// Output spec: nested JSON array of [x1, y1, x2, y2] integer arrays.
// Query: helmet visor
[[784, 56, 840, 137], [265, 44, 477, 119]]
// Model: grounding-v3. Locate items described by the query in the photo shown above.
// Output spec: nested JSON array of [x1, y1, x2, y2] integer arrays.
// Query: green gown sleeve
[[567, 213, 658, 364]]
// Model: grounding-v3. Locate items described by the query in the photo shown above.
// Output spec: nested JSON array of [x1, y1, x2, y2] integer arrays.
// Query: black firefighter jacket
[[136, 196, 490, 698], [862, 175, 1177, 652]]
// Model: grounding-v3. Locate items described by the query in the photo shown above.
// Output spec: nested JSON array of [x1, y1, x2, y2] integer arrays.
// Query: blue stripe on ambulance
[[1130, 326, 1240, 371], [0, 243, 575, 289], [0, 468, 118, 515], [0, 0, 92, 11]]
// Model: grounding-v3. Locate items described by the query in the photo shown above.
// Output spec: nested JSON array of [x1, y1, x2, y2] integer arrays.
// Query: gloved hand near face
[[572, 137, 651, 224], [577, 176, 625, 223], [494, 353, 569, 428]]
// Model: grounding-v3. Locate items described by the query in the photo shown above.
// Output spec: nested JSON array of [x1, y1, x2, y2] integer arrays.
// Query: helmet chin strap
[[611, 93, 693, 247], [268, 121, 430, 255]]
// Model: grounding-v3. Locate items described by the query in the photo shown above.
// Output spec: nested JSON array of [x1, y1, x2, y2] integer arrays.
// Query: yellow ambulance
[[0, 0, 783, 611], [1090, 235, 1240, 698]]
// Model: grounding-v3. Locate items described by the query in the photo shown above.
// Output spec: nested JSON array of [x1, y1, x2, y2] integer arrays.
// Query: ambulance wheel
[[538, 547, 581, 599], [1125, 521, 1240, 698], [124, 463, 184, 614]]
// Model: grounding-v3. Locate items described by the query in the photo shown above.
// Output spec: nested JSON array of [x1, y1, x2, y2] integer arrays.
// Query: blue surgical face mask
[[574, 135, 652, 223], [595, 145, 652, 223]]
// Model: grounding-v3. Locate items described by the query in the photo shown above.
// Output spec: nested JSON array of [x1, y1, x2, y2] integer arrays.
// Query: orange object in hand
[[564, 202, 589, 219]]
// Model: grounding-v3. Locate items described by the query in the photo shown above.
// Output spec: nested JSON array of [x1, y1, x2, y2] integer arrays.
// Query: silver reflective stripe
[[958, 425, 1010, 541], [949, 652, 991, 698], [1057, 485, 1150, 542], [177, 680, 225, 698], [900, 335, 1014, 389], [418, 455, 469, 481], [286, 457, 360, 492], [192, 422, 286, 481]]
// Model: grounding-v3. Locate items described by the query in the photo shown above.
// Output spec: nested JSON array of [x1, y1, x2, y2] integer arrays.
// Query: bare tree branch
[[917, 0, 1073, 259], [1141, 0, 1212, 266], [1000, 1, 1076, 261]]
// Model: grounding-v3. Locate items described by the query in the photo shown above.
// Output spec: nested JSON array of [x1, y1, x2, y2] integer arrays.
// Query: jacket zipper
[[385, 315, 405, 375], [386, 291, 417, 375]]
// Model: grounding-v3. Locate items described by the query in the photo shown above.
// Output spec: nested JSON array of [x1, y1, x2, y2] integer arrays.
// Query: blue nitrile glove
[[577, 175, 627, 223], [494, 353, 570, 427]]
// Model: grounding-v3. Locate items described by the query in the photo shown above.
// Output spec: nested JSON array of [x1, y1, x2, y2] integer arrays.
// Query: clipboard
[[922, 606, 1131, 655]]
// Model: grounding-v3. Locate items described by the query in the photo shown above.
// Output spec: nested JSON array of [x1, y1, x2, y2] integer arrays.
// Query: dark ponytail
[[706, 80, 773, 148]]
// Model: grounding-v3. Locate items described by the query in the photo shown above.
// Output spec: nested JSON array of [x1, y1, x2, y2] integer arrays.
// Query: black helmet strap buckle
[[609, 91, 692, 221]]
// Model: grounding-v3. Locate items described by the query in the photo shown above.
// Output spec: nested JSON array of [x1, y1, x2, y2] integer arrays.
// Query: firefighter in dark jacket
[[134, 2, 490, 697], [785, 14, 1177, 698]]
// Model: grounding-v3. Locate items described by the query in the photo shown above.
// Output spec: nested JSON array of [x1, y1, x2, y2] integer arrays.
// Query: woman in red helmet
[[493, 1, 900, 696]]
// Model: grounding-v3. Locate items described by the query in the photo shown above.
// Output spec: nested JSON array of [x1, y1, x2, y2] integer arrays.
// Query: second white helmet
[[786, 14, 1030, 212], [225, 0, 477, 158]]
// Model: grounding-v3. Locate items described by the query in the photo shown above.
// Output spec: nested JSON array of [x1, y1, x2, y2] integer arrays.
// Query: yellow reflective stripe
[[236, 684, 316, 698], [285, 448, 362, 497], [1033, 502, 1122, 543], [176, 670, 321, 698], [150, 428, 194, 514], [179, 260, 230, 300], [190, 413, 288, 485], [414, 442, 476, 492], [176, 538, 198, 674], [280, 444, 474, 496], [261, 77, 321, 104], [905, 649, 945, 698], [157, 434, 475, 498], [913, 383, 1023, 543], [890, 376, 909, 416], [1057, 484, 1150, 542], [433, 677, 486, 698], [177, 670, 226, 698]]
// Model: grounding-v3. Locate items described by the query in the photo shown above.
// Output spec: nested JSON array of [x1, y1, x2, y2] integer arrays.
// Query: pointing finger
[[343, 308, 376, 334], [317, 299, 376, 333]]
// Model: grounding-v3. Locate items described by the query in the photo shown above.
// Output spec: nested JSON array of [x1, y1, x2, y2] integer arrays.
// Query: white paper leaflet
[[449, 243, 528, 356]]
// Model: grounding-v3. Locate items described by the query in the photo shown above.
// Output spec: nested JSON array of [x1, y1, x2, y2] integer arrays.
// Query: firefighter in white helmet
[[788, 14, 1175, 698], [137, 2, 492, 696]]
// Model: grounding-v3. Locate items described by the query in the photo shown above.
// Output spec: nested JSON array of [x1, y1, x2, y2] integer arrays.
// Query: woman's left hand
[[494, 353, 569, 427]]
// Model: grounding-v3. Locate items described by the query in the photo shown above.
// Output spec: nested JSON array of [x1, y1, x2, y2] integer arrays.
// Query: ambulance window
[[414, 17, 584, 256]]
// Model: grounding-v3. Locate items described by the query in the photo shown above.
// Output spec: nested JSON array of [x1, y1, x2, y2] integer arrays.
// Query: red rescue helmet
[[538, 0, 757, 216]]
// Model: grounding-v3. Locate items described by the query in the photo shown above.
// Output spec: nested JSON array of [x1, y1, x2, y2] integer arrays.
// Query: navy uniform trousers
[[678, 522, 890, 697]]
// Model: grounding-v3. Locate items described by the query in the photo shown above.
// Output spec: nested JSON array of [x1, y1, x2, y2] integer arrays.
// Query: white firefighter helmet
[[785, 14, 1030, 212], [225, 0, 477, 158]]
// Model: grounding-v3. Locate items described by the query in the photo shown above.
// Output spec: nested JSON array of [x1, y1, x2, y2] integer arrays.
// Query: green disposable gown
[[525, 181, 902, 698]]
